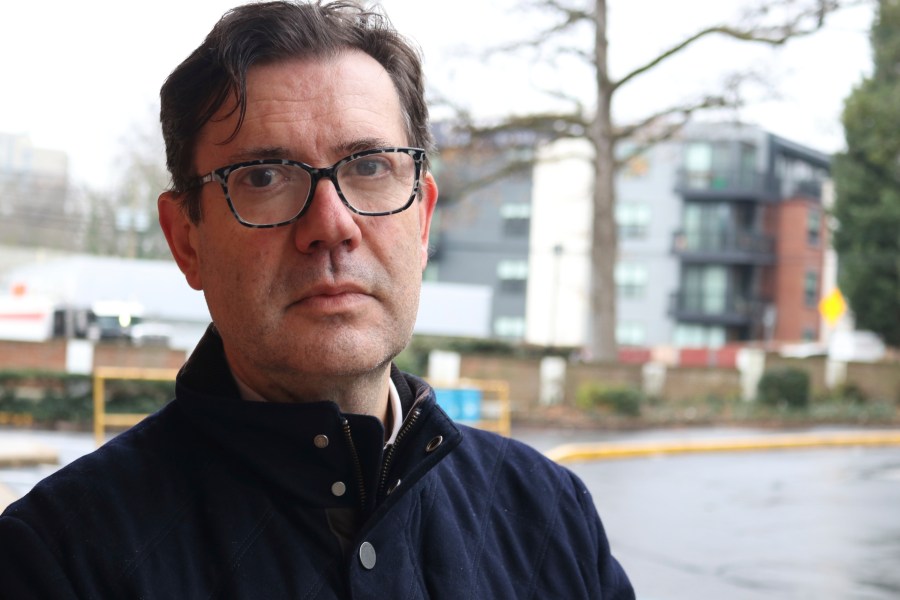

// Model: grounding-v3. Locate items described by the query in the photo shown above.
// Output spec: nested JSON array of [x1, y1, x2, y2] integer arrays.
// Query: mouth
[[292, 283, 373, 313]]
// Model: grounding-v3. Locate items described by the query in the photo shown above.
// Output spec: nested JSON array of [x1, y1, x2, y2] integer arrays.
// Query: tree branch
[[611, 0, 843, 93], [613, 95, 731, 143], [488, 0, 593, 55], [458, 111, 591, 145]]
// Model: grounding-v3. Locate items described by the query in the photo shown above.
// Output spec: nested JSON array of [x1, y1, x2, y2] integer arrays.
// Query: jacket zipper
[[377, 407, 422, 498], [341, 418, 367, 509]]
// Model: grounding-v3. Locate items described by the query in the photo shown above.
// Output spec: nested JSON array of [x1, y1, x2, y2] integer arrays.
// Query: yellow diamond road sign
[[819, 288, 847, 326]]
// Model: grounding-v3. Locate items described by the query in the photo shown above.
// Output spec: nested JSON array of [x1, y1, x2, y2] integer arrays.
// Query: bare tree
[[449, 0, 856, 361], [82, 110, 171, 259]]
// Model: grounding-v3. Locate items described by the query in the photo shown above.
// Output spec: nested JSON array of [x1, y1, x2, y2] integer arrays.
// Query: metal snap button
[[314, 434, 329, 449], [359, 542, 377, 570], [331, 481, 346, 497], [425, 436, 443, 453]]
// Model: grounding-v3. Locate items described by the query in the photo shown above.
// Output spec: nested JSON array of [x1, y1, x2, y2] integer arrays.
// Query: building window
[[494, 316, 526, 338], [616, 203, 651, 239], [681, 265, 728, 314], [615, 262, 648, 299], [807, 207, 821, 246], [674, 324, 726, 348], [683, 203, 730, 252], [500, 203, 531, 237], [497, 259, 528, 293], [684, 141, 730, 189], [804, 271, 819, 307], [616, 321, 646, 346]]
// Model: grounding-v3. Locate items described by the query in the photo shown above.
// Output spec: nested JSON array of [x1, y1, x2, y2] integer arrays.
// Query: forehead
[[195, 51, 407, 168]]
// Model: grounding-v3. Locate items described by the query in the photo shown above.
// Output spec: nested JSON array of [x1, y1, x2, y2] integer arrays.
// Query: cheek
[[198, 234, 271, 311]]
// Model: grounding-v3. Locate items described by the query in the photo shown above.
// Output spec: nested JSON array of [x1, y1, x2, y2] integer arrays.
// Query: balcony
[[669, 291, 767, 327], [675, 168, 780, 202], [782, 178, 824, 200], [672, 230, 775, 265]]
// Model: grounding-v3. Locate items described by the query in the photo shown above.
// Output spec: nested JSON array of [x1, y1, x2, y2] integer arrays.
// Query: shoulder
[[442, 424, 594, 513], [2, 402, 190, 537], [425, 426, 634, 597]]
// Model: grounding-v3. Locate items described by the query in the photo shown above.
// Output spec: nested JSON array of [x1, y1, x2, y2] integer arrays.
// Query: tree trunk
[[588, 0, 618, 362]]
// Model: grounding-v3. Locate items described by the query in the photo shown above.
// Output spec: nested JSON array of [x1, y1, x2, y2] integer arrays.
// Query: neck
[[231, 361, 392, 423]]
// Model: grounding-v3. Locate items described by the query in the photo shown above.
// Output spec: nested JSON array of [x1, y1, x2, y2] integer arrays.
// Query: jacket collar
[[172, 325, 462, 513]]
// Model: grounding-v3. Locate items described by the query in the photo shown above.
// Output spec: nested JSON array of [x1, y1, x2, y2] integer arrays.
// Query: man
[[0, 2, 634, 598]]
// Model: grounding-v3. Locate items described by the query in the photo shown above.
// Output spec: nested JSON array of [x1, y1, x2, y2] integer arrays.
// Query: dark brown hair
[[160, 0, 432, 223]]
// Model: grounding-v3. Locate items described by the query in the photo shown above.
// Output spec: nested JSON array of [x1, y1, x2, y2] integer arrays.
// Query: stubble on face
[[228, 236, 422, 401]]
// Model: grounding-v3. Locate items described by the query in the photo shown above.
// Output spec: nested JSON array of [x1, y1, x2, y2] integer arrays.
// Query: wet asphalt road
[[3, 426, 900, 599], [564, 444, 900, 600]]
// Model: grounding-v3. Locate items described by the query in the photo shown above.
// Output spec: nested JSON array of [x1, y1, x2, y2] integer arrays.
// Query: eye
[[347, 155, 392, 178], [231, 164, 291, 190]]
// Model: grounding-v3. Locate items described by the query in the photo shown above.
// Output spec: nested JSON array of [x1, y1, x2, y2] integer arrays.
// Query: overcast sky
[[0, 0, 875, 190]]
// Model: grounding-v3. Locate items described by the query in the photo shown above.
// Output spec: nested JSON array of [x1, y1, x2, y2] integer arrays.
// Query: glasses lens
[[227, 163, 312, 226], [337, 151, 418, 214]]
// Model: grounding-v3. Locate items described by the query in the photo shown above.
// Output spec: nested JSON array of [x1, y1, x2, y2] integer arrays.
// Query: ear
[[158, 192, 203, 291], [417, 172, 439, 270]]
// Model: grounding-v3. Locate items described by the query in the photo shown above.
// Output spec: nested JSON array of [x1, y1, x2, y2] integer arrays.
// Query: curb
[[545, 431, 900, 464]]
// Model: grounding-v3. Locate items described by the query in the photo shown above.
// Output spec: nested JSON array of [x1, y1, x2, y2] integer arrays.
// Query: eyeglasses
[[195, 147, 426, 228]]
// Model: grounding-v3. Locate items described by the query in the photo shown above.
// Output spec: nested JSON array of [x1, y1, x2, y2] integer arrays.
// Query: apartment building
[[0, 133, 74, 250], [669, 124, 830, 346], [428, 129, 537, 340], [431, 122, 830, 348]]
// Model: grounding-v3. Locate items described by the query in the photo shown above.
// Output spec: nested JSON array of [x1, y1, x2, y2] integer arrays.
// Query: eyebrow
[[225, 138, 397, 166]]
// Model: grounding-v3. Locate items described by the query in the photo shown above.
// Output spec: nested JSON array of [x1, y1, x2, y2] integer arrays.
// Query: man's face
[[159, 51, 437, 403]]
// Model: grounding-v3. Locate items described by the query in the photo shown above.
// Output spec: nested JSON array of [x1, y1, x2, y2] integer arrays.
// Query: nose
[[292, 177, 362, 254]]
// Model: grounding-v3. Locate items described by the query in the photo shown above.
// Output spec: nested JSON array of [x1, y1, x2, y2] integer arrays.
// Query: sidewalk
[[0, 436, 59, 511], [0, 438, 59, 468]]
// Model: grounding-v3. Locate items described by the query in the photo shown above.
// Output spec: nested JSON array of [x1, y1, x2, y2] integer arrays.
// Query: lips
[[291, 282, 373, 313], [300, 282, 369, 300]]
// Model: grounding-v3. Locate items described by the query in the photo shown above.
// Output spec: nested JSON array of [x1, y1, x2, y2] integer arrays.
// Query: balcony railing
[[672, 229, 775, 264], [675, 168, 780, 201], [782, 178, 824, 200], [669, 290, 767, 326]]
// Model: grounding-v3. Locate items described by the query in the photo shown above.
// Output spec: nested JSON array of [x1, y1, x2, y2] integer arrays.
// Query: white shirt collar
[[385, 378, 403, 447]]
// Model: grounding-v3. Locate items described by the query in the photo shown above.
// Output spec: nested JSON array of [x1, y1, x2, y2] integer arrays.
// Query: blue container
[[458, 388, 482, 421], [434, 388, 461, 420], [434, 387, 482, 422]]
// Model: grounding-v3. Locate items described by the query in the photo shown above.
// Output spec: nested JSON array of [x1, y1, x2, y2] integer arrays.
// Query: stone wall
[[845, 362, 900, 402], [660, 367, 742, 402], [459, 355, 542, 411], [0, 339, 187, 372]]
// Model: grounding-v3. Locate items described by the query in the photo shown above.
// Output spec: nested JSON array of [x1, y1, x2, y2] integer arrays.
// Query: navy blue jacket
[[0, 328, 634, 599]]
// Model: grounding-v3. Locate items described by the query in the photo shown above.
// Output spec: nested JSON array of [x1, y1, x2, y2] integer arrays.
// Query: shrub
[[0, 370, 174, 425], [577, 384, 643, 417], [832, 382, 869, 404], [756, 368, 810, 409]]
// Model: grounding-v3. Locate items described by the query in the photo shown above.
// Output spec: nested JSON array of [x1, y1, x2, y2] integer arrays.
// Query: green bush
[[0, 370, 92, 424], [577, 384, 643, 417], [0, 370, 174, 425], [756, 368, 810, 409], [832, 382, 869, 404]]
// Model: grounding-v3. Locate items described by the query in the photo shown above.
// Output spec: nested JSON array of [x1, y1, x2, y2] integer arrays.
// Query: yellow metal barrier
[[430, 378, 511, 437], [93, 366, 179, 447]]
